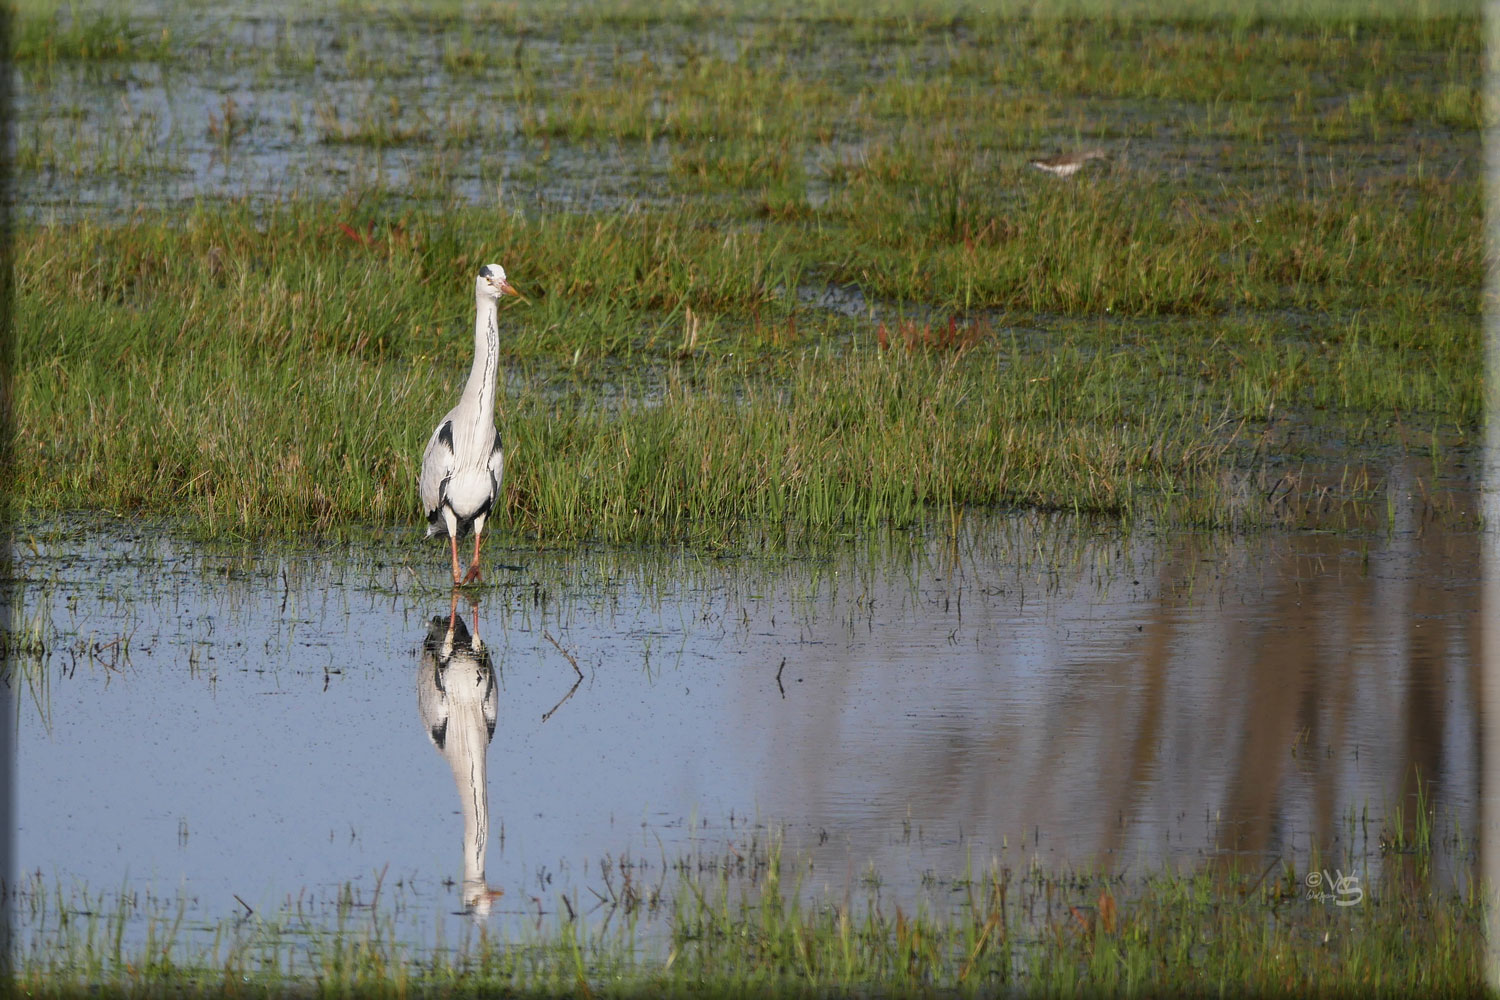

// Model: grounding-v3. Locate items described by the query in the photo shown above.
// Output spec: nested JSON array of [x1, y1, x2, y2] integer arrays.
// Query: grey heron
[[419, 264, 523, 586]]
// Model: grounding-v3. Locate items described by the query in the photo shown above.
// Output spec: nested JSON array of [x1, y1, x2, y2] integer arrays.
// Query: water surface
[[6, 471, 1479, 954]]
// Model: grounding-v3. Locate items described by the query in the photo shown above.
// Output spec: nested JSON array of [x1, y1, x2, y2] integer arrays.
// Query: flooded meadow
[[5, 0, 1487, 992]]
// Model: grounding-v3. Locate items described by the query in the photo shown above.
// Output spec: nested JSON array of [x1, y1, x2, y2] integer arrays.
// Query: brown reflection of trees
[[1393, 484, 1477, 886], [1210, 540, 1359, 860], [1095, 463, 1475, 883], [758, 459, 1480, 891], [1093, 561, 1188, 860]]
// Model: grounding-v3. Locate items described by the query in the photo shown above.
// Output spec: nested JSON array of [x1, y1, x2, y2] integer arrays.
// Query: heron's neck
[[462, 296, 500, 426], [452, 728, 489, 890]]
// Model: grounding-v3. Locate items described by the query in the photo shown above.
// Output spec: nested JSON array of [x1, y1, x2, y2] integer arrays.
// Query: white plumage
[[419, 264, 522, 585]]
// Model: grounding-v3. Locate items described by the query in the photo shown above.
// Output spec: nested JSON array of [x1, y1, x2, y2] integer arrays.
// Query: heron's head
[[476, 264, 522, 302]]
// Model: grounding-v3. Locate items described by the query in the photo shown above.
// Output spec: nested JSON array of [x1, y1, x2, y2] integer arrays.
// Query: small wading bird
[[420, 264, 525, 585], [1029, 149, 1107, 178]]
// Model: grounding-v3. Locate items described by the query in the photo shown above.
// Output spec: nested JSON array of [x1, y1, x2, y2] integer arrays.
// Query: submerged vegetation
[[10, 0, 1482, 546], [10, 832, 1483, 997]]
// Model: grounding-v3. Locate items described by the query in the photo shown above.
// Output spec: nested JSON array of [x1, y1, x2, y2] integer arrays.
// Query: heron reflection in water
[[417, 592, 505, 915]]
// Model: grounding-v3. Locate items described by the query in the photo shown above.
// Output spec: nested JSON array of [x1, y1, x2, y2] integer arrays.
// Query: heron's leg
[[465, 532, 484, 583], [449, 533, 463, 586], [441, 507, 463, 586], [448, 588, 460, 632], [462, 515, 487, 585]]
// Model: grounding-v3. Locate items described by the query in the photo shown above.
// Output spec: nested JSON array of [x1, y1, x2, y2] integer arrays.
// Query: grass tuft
[[9, 2, 1482, 547]]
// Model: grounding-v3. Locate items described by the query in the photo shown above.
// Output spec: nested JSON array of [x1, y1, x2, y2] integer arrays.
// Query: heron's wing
[[416, 644, 450, 749], [485, 429, 504, 498], [419, 420, 457, 520]]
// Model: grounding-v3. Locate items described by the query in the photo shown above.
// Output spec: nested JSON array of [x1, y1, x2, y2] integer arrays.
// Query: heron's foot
[[461, 564, 484, 585]]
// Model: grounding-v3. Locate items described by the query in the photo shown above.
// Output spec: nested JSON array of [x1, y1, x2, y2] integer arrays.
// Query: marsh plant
[[7, 832, 1482, 997]]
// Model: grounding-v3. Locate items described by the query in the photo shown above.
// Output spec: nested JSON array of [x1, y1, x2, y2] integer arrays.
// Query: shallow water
[[5, 462, 1480, 954], [15, 4, 1476, 222]]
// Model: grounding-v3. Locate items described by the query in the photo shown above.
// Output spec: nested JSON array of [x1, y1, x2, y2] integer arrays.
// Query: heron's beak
[[499, 280, 531, 305]]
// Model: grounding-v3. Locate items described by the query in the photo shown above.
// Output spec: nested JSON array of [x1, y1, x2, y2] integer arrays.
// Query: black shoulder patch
[[428, 473, 453, 523], [429, 720, 448, 750], [437, 421, 454, 451], [492, 429, 503, 453], [472, 492, 494, 522]]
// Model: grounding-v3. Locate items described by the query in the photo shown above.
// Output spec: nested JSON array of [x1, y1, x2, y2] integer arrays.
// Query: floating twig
[[540, 630, 584, 722], [545, 630, 583, 678]]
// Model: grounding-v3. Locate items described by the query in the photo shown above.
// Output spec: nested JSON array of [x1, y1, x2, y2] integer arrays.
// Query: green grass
[[10, 178, 1479, 546], [8, 837, 1482, 997], [8, 2, 1483, 546], [12, 4, 173, 64]]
